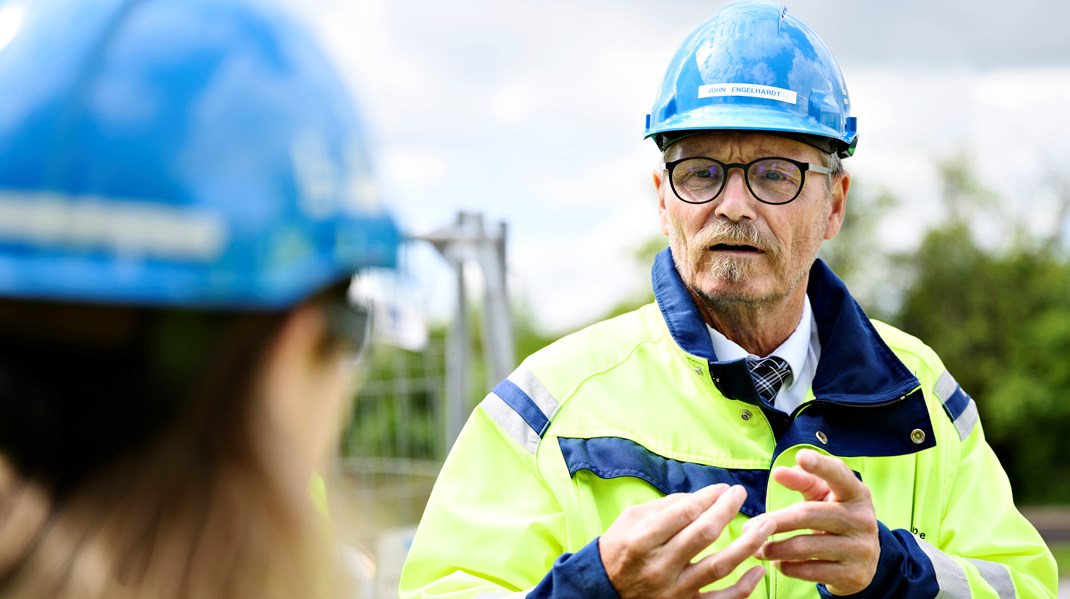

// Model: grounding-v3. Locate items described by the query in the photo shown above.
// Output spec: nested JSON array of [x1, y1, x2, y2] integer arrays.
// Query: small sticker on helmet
[[0, 192, 227, 261], [698, 83, 798, 105]]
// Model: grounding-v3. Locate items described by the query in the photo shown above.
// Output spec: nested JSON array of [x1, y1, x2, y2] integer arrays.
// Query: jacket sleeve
[[398, 401, 618, 599], [819, 375, 1058, 599]]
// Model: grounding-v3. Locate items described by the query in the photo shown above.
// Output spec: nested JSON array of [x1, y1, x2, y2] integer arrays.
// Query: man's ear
[[654, 169, 671, 236], [824, 171, 850, 240]]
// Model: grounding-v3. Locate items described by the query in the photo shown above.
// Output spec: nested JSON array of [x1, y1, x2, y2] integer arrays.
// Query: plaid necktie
[[747, 356, 792, 404]]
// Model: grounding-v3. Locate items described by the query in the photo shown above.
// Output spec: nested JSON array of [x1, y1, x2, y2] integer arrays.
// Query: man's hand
[[751, 449, 880, 596], [599, 484, 776, 599]]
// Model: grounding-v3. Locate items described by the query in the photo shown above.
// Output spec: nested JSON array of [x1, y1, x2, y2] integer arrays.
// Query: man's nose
[[712, 170, 757, 221]]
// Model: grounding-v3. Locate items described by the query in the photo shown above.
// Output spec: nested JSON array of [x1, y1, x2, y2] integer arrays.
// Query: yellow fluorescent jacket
[[400, 252, 1057, 599]]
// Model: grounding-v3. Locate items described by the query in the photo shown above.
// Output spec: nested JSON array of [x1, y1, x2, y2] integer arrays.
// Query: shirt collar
[[706, 295, 812, 381]]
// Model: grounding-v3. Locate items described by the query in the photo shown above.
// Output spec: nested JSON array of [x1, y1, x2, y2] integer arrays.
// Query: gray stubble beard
[[668, 215, 822, 320]]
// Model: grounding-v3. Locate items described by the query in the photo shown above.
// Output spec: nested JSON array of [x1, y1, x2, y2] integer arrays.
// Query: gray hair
[[821, 151, 845, 191]]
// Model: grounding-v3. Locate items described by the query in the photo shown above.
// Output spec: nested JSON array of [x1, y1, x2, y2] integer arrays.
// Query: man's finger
[[774, 559, 845, 585], [759, 531, 855, 563], [667, 485, 750, 560], [636, 483, 731, 547], [680, 514, 775, 590], [776, 558, 877, 595], [757, 501, 854, 536], [770, 465, 829, 501], [794, 450, 862, 502], [627, 483, 727, 519], [698, 564, 766, 599]]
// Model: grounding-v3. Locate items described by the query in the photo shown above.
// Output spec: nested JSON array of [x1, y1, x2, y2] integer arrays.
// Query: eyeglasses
[[323, 295, 372, 367], [663, 156, 832, 205]]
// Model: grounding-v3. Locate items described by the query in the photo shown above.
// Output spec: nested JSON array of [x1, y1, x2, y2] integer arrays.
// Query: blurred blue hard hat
[[0, 0, 401, 309], [645, 0, 858, 158]]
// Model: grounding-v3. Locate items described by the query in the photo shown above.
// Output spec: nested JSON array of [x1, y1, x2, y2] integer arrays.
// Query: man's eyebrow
[[672, 145, 792, 158]]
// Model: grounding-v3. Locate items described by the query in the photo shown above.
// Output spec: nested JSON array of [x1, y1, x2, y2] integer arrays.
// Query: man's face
[[655, 131, 849, 310]]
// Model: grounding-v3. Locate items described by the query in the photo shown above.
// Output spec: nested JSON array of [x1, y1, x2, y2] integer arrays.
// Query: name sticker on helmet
[[0, 192, 227, 261], [698, 83, 798, 105]]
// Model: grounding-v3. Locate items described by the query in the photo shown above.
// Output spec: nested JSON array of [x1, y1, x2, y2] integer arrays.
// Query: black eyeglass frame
[[663, 156, 833, 206], [322, 294, 373, 368]]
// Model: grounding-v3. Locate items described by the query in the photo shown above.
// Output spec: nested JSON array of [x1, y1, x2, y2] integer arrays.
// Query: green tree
[[892, 154, 1070, 503]]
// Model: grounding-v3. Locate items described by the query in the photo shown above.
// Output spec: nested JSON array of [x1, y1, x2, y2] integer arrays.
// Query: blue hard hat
[[645, 0, 858, 157], [0, 0, 401, 309]]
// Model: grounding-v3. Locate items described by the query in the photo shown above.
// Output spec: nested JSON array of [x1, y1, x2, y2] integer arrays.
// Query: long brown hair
[[0, 295, 345, 598]]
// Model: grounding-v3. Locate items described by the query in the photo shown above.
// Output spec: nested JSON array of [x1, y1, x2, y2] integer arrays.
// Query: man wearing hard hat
[[401, 2, 1057, 598]]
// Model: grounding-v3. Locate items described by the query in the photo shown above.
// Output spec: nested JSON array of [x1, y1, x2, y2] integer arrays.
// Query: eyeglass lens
[[324, 298, 372, 368], [671, 158, 805, 205]]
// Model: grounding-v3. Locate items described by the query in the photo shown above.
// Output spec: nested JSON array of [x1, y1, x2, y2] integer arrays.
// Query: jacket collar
[[652, 248, 919, 405]]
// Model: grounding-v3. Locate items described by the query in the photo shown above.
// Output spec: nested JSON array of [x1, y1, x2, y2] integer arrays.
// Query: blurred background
[[280, 1, 1070, 595]]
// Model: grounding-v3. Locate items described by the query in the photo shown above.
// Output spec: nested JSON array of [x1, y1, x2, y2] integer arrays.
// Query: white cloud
[[511, 201, 662, 333], [488, 83, 535, 126]]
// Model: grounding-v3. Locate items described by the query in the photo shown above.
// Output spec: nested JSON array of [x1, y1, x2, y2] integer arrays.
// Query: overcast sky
[[293, 0, 1070, 333]]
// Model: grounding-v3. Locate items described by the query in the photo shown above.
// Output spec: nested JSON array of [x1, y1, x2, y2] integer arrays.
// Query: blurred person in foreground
[[0, 0, 400, 597], [400, 1, 1056, 597]]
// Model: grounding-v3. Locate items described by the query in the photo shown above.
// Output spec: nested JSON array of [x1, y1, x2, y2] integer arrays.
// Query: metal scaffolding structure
[[412, 211, 515, 451]]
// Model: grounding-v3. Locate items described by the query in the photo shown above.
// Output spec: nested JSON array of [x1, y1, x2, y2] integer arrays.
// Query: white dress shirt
[[707, 295, 821, 414]]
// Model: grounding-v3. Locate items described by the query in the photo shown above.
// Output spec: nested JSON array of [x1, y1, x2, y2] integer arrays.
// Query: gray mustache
[[693, 220, 777, 254]]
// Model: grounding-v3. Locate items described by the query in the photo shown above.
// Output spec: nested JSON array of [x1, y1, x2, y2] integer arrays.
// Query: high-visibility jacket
[[400, 250, 1057, 598]]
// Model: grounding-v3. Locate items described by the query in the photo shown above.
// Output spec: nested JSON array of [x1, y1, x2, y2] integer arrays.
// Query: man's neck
[[692, 281, 809, 357]]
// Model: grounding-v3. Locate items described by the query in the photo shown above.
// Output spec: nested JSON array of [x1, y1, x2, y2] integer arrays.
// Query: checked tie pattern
[[747, 356, 792, 404]]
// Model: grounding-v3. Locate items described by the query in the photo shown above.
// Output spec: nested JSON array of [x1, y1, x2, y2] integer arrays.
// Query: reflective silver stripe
[[935, 370, 959, 404], [480, 393, 541, 454], [0, 192, 227, 260], [954, 398, 979, 441], [917, 537, 972, 598], [480, 366, 561, 454], [967, 559, 1016, 598], [507, 366, 561, 422], [934, 370, 977, 439]]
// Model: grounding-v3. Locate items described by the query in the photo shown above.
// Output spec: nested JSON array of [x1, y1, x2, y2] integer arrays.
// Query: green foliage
[[1051, 542, 1070, 577], [343, 330, 446, 461], [892, 154, 1070, 504], [343, 302, 558, 462]]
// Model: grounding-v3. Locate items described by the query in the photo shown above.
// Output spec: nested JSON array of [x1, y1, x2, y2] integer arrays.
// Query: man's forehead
[[665, 131, 819, 159]]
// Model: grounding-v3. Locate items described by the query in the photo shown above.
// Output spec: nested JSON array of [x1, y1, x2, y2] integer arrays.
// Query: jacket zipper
[[789, 386, 921, 420]]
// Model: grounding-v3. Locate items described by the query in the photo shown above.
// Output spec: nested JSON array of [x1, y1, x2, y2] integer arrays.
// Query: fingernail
[[732, 485, 746, 499]]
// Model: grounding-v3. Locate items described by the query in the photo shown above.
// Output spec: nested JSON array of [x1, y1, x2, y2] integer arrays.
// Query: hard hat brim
[[645, 104, 855, 155]]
